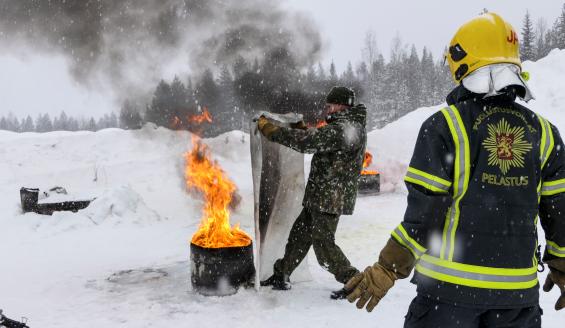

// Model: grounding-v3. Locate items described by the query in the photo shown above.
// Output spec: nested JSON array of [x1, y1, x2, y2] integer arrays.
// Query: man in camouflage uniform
[[257, 86, 366, 295]]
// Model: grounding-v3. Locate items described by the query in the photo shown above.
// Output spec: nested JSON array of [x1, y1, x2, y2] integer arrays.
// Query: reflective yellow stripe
[[541, 178, 565, 196], [547, 240, 565, 257], [538, 115, 554, 170], [538, 115, 555, 200], [405, 167, 452, 193], [440, 105, 470, 261], [416, 255, 538, 290], [391, 224, 427, 259]]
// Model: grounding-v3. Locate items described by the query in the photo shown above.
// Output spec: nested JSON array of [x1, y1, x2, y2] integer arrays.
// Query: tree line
[[0, 112, 119, 132], [121, 38, 454, 136]]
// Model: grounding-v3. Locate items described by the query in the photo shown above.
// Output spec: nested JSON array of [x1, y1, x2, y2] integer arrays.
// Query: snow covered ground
[[1, 50, 565, 327]]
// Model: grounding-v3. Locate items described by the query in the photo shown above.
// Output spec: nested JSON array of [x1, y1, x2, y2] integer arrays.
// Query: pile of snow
[[0, 50, 564, 327], [80, 186, 161, 226]]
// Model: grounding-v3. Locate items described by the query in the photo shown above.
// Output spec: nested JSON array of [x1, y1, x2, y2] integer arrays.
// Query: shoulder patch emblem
[[482, 118, 533, 175]]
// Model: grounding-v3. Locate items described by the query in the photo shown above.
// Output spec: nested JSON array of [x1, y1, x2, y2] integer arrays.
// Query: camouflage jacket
[[270, 104, 367, 215]]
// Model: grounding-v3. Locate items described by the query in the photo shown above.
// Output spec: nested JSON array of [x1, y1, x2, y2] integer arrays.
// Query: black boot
[[260, 273, 291, 290], [330, 287, 351, 300]]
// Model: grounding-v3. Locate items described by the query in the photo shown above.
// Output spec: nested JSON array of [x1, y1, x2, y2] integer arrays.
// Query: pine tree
[[557, 4, 565, 49], [67, 117, 79, 131], [145, 80, 173, 127], [86, 117, 97, 131], [21, 115, 34, 132], [356, 62, 369, 84], [36, 114, 53, 132], [521, 11, 536, 61], [329, 61, 338, 83], [4, 113, 20, 131], [342, 61, 355, 84], [53, 111, 69, 131], [420, 47, 436, 105], [218, 65, 238, 130], [535, 18, 549, 60], [406, 45, 422, 111], [108, 112, 118, 128], [195, 69, 220, 112], [0, 116, 7, 131], [362, 30, 379, 66], [119, 100, 143, 130], [232, 56, 249, 80], [170, 76, 189, 127], [305, 65, 317, 92], [366, 54, 386, 129]]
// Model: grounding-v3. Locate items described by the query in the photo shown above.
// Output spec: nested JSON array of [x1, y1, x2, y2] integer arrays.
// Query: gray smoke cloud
[[0, 0, 323, 102]]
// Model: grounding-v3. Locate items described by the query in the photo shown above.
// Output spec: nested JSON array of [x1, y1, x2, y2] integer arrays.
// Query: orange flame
[[186, 136, 251, 248], [362, 151, 378, 175], [189, 107, 213, 124], [307, 120, 327, 128]]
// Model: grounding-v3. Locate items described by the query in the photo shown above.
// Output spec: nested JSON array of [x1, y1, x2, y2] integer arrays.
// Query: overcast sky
[[0, 1, 563, 119]]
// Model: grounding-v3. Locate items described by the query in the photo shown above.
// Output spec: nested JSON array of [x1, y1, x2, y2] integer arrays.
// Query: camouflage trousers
[[274, 207, 359, 284]]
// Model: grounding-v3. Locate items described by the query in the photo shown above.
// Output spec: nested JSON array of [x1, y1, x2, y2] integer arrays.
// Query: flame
[[189, 107, 213, 124], [307, 120, 328, 128], [186, 136, 251, 248], [362, 151, 378, 175]]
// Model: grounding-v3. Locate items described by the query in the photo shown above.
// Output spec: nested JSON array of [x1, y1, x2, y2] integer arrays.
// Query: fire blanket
[[250, 113, 312, 288]]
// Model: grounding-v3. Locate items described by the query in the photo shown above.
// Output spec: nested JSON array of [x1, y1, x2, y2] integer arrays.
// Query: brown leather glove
[[346, 263, 396, 312], [346, 238, 416, 312], [257, 116, 280, 140], [543, 260, 565, 311]]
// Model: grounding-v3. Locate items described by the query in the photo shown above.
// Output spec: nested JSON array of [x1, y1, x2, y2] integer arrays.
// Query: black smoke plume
[[0, 0, 323, 101]]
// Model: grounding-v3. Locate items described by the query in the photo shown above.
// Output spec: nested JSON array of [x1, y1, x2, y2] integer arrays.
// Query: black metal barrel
[[190, 242, 255, 296], [358, 173, 381, 195]]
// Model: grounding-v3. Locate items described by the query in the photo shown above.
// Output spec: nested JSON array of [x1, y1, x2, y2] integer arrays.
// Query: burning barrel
[[190, 242, 255, 296], [358, 152, 381, 194], [186, 137, 254, 296]]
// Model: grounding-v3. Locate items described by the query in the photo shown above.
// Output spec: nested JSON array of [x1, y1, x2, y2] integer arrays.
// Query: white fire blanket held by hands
[[250, 113, 312, 289]]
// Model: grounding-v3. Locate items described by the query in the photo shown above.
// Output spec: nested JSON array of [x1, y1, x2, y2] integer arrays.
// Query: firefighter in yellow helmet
[[345, 12, 565, 327]]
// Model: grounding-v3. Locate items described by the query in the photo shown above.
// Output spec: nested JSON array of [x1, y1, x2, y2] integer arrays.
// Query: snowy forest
[[1, 5, 565, 135]]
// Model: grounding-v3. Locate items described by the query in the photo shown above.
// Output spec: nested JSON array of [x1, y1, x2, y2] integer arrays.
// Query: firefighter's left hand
[[345, 264, 396, 312], [543, 269, 565, 311], [257, 116, 279, 139]]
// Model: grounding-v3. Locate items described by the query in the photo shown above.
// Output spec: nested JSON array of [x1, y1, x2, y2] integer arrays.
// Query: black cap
[[326, 86, 355, 106]]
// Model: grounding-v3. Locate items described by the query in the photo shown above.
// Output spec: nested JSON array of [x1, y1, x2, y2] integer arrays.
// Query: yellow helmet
[[446, 12, 521, 83]]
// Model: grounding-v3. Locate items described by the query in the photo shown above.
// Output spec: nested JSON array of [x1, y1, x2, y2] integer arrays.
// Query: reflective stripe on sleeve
[[405, 167, 452, 193], [538, 115, 555, 200], [538, 115, 554, 170], [391, 224, 427, 259], [416, 255, 539, 290], [541, 178, 565, 196], [547, 240, 565, 257]]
